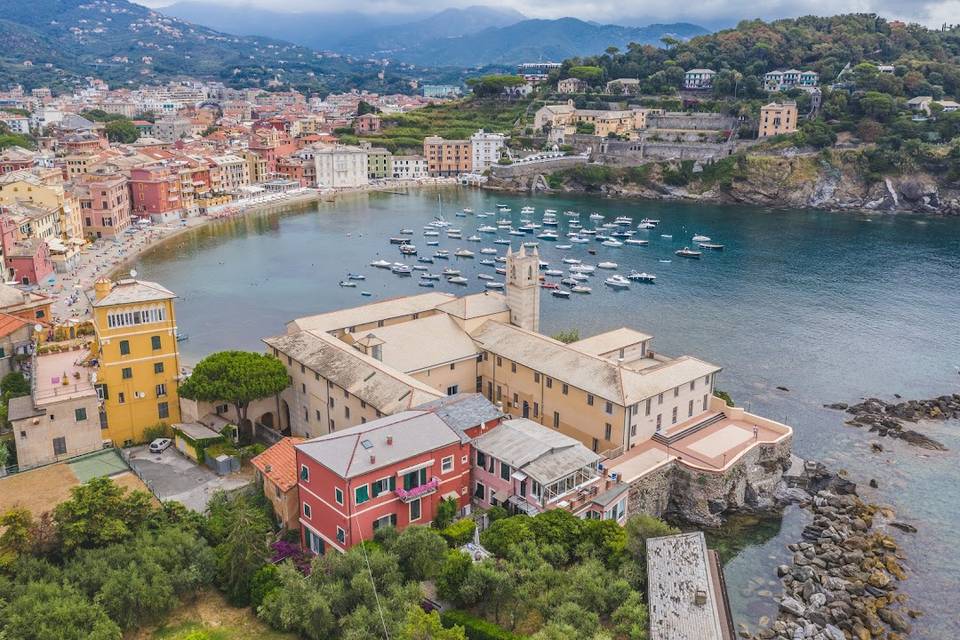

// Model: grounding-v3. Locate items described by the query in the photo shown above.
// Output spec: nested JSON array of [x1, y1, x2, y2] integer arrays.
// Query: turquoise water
[[134, 188, 960, 635]]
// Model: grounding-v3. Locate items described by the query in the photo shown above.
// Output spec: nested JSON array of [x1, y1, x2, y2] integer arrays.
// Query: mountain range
[[161, 3, 709, 67]]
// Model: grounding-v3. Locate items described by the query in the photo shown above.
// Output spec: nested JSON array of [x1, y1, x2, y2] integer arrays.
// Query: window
[[500, 461, 511, 481], [121, 367, 132, 379], [553, 411, 560, 428], [329, 397, 335, 407], [154, 362, 164, 374], [409, 497, 421, 522], [373, 513, 398, 530], [533, 402, 539, 418], [512, 393, 518, 406], [118, 392, 125, 404], [301, 383, 306, 394], [75, 408, 87, 421], [671, 407, 678, 424], [53, 437, 67, 456], [303, 502, 312, 518], [156, 383, 167, 397], [546, 377, 552, 389], [446, 384, 459, 396], [511, 362, 516, 373], [316, 409, 322, 421], [151, 335, 162, 350], [605, 423, 612, 441], [645, 399, 651, 416], [703, 393, 708, 409], [605, 401, 613, 415], [476, 450, 486, 467], [496, 356, 502, 367], [158, 402, 169, 419], [656, 414, 662, 431], [474, 482, 486, 500], [335, 487, 343, 504], [403, 468, 428, 490], [476, 376, 482, 393], [496, 386, 502, 401], [592, 438, 599, 452], [690, 380, 696, 391], [562, 383, 568, 395], [372, 476, 396, 496], [630, 424, 637, 437], [449, 362, 455, 370], [441, 456, 454, 473], [305, 527, 323, 555], [119, 340, 130, 355], [355, 484, 370, 505], [674, 387, 679, 398], [345, 406, 350, 420], [534, 372, 540, 383], [688, 399, 694, 417], [587, 394, 594, 406], [300, 465, 310, 481], [658, 393, 663, 405]]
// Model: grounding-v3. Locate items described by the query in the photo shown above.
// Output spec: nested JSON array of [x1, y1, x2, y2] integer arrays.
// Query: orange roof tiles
[[0, 312, 30, 338], [251, 437, 304, 493]]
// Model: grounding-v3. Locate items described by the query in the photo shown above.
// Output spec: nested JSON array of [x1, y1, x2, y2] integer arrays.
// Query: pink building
[[129, 165, 182, 223], [471, 418, 630, 523], [353, 113, 381, 134], [76, 174, 131, 239], [295, 394, 501, 554], [3, 237, 54, 285]]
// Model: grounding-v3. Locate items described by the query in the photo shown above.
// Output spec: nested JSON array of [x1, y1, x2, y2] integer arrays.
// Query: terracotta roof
[[0, 312, 30, 338], [251, 437, 304, 493]]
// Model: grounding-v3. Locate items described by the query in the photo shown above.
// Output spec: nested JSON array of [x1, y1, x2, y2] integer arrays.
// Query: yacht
[[485, 281, 505, 290], [571, 285, 592, 294], [627, 271, 656, 283], [698, 242, 725, 250], [421, 273, 441, 280], [478, 225, 498, 233], [441, 268, 461, 276], [496, 267, 507, 275], [399, 228, 414, 235], [570, 236, 589, 244], [569, 221, 582, 229], [537, 231, 559, 241], [480, 247, 498, 255], [625, 239, 649, 246], [589, 212, 604, 221], [426, 240, 439, 246], [370, 259, 391, 268], [562, 258, 582, 265], [448, 276, 468, 285], [454, 249, 475, 258], [580, 229, 597, 235], [598, 261, 618, 269], [478, 273, 494, 281], [338, 280, 357, 287], [463, 208, 474, 214], [509, 229, 526, 236], [552, 289, 571, 298], [614, 216, 633, 225], [637, 222, 657, 229], [675, 247, 702, 259], [391, 264, 413, 275], [604, 275, 630, 289], [601, 239, 623, 248], [424, 229, 440, 237], [570, 273, 590, 282], [494, 238, 512, 245], [418, 280, 436, 288], [523, 241, 540, 249], [417, 256, 434, 264], [555, 244, 572, 250], [641, 218, 660, 225], [544, 269, 564, 277], [692, 234, 711, 243], [480, 258, 495, 266], [570, 264, 595, 273], [446, 230, 462, 239], [434, 250, 450, 259], [495, 256, 507, 263], [467, 235, 482, 242], [347, 273, 366, 280], [560, 278, 578, 287], [412, 265, 428, 271], [399, 244, 417, 255]]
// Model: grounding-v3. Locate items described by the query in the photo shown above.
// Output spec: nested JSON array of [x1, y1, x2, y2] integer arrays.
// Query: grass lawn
[[134, 589, 294, 640]]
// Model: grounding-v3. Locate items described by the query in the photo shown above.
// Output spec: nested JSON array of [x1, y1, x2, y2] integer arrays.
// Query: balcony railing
[[395, 477, 439, 503]]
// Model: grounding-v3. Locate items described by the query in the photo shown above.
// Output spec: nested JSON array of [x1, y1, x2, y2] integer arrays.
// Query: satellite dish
[[129, 269, 138, 278], [34, 324, 43, 332]]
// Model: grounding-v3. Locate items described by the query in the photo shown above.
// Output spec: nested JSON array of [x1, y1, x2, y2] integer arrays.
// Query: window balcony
[[395, 477, 439, 503]]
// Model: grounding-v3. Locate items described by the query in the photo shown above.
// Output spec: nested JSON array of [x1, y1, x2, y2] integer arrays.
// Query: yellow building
[[90, 278, 182, 446], [758, 102, 798, 138], [0, 169, 84, 246]]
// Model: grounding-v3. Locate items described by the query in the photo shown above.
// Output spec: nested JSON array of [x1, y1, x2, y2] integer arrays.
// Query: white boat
[[601, 239, 623, 247], [545, 209, 559, 214], [676, 247, 702, 259], [480, 247, 498, 255], [399, 244, 417, 255], [562, 258, 581, 264], [347, 273, 366, 280], [627, 271, 656, 283], [421, 273, 441, 280], [518, 224, 536, 233], [660, 234, 673, 239], [391, 264, 413, 275], [463, 208, 473, 214], [570, 264, 595, 273], [495, 256, 507, 263], [495, 267, 506, 275], [637, 222, 656, 229], [417, 256, 434, 264], [598, 261, 618, 269], [494, 238, 511, 245], [642, 218, 660, 225], [467, 235, 482, 242], [552, 289, 571, 298], [454, 249, 475, 258], [478, 225, 498, 233], [589, 212, 604, 220], [692, 234, 711, 242], [569, 221, 582, 228], [480, 258, 495, 266], [497, 219, 512, 226], [537, 232, 559, 240], [538, 260, 550, 269], [509, 229, 525, 236], [338, 280, 357, 287], [605, 275, 630, 289], [424, 229, 440, 236], [544, 269, 564, 276], [485, 282, 505, 290], [418, 281, 436, 287], [570, 236, 589, 244], [426, 240, 439, 246], [571, 285, 592, 294], [570, 273, 590, 282], [561, 278, 578, 286], [523, 242, 539, 249], [434, 250, 450, 259], [441, 268, 461, 276], [447, 230, 463, 239], [562, 210, 578, 217], [614, 216, 633, 225], [399, 228, 414, 235], [370, 259, 391, 268], [625, 239, 649, 246], [520, 206, 535, 213], [478, 273, 494, 281], [412, 265, 428, 271], [698, 242, 725, 250], [497, 207, 512, 213], [448, 276, 468, 285], [580, 229, 596, 235]]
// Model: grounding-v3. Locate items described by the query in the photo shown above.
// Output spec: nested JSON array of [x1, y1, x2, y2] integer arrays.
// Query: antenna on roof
[[129, 269, 138, 278]]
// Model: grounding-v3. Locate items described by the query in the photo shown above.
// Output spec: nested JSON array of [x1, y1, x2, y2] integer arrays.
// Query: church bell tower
[[505, 245, 540, 332]]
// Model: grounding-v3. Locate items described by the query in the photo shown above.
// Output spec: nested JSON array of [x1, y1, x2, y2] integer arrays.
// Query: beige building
[[534, 100, 657, 143], [0, 169, 83, 249], [9, 349, 105, 469], [423, 136, 472, 177], [265, 246, 728, 456], [758, 102, 798, 138], [314, 145, 369, 189], [211, 155, 250, 193]]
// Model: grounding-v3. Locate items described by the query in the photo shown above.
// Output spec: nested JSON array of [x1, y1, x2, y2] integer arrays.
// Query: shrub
[[142, 424, 169, 443], [440, 610, 525, 640], [713, 389, 735, 407], [249, 563, 280, 608], [441, 519, 476, 547]]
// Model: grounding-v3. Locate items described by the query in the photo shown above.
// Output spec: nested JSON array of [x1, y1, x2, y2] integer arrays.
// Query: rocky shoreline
[[745, 465, 917, 640], [825, 394, 960, 451]]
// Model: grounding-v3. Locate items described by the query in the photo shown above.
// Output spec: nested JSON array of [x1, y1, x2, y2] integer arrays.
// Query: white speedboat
[[494, 238, 511, 245], [463, 208, 473, 214], [570, 273, 590, 282], [412, 265, 428, 271], [347, 273, 366, 280], [478, 273, 494, 281], [556, 244, 572, 249], [614, 216, 633, 225], [698, 242, 725, 250], [628, 271, 657, 283], [434, 250, 450, 259], [570, 264, 595, 273], [523, 242, 539, 249], [598, 261, 618, 269], [480, 258, 495, 266], [571, 285, 592, 294], [417, 256, 434, 263], [562, 258, 581, 265], [399, 228, 414, 235], [478, 225, 498, 233], [467, 235, 482, 242], [485, 281, 505, 290], [509, 229, 525, 236], [544, 269, 564, 276], [370, 259, 391, 268], [580, 229, 596, 235], [418, 280, 436, 287], [625, 239, 649, 246], [442, 268, 461, 276], [391, 264, 413, 275], [552, 289, 571, 298], [447, 230, 462, 239], [424, 229, 440, 236], [537, 232, 559, 241], [399, 244, 417, 255], [660, 234, 673, 239], [641, 218, 660, 225], [570, 236, 589, 244], [495, 267, 506, 275], [426, 240, 439, 246], [448, 276, 468, 285], [675, 247, 702, 259], [339, 280, 357, 287], [454, 249, 474, 258], [421, 273, 441, 280], [605, 275, 630, 289], [638, 222, 656, 229], [589, 212, 604, 220], [495, 256, 507, 263], [692, 234, 711, 242], [480, 247, 498, 255], [601, 239, 623, 247]]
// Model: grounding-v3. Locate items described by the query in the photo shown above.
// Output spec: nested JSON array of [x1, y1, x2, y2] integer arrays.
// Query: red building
[[2, 237, 53, 285], [353, 113, 381, 134], [295, 394, 501, 554], [129, 165, 182, 223]]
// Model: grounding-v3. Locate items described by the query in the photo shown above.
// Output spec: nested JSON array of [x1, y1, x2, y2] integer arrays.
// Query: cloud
[[144, 0, 954, 28]]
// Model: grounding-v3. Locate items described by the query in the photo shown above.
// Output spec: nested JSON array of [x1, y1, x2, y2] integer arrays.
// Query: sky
[[144, 0, 960, 28]]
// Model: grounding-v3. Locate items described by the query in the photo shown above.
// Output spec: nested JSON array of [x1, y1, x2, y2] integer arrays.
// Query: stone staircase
[[652, 412, 726, 446]]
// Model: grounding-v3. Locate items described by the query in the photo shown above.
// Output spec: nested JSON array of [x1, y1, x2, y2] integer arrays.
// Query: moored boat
[[675, 247, 702, 259]]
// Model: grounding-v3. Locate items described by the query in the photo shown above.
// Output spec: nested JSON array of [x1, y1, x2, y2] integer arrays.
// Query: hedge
[[440, 610, 526, 640], [440, 519, 476, 547]]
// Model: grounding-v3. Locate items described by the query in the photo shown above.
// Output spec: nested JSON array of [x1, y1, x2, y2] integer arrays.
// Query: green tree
[[213, 494, 271, 606], [0, 582, 121, 640], [0, 372, 30, 397], [53, 477, 153, 552], [0, 507, 33, 567], [178, 351, 289, 437], [551, 329, 579, 344], [433, 497, 458, 530], [435, 550, 473, 603], [624, 514, 679, 569], [398, 607, 466, 640], [390, 526, 448, 582], [612, 592, 650, 640], [103, 119, 139, 143], [479, 516, 532, 557], [257, 563, 337, 640], [568, 66, 604, 83]]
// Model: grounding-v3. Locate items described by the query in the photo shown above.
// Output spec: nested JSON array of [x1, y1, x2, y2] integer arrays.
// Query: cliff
[[487, 151, 960, 215]]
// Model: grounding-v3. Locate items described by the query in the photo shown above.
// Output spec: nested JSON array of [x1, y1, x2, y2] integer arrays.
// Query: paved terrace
[[33, 349, 96, 404], [607, 403, 792, 483]]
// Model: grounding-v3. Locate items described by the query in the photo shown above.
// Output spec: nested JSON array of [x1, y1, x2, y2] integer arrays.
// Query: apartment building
[[313, 145, 369, 189], [210, 154, 250, 193], [470, 130, 506, 172], [129, 165, 182, 222], [423, 136, 472, 177], [758, 102, 798, 138], [391, 155, 427, 180], [364, 146, 392, 180], [764, 70, 819, 92], [684, 69, 716, 90], [75, 173, 131, 239]]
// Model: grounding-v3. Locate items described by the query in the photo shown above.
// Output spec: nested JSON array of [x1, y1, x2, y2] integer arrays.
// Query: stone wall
[[489, 156, 588, 178], [646, 112, 737, 131]]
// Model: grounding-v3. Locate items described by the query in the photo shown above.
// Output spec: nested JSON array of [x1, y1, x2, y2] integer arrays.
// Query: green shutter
[[355, 484, 369, 504], [403, 472, 413, 490], [389, 476, 396, 491], [419, 468, 427, 484], [371, 481, 380, 497]]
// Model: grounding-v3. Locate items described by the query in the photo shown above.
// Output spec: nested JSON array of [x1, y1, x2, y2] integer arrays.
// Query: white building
[[29, 106, 63, 130], [684, 69, 716, 90], [391, 155, 428, 180], [470, 129, 507, 172], [314, 145, 369, 189], [0, 113, 30, 134]]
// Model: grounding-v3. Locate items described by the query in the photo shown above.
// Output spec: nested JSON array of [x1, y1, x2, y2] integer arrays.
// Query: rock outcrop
[[826, 394, 960, 451]]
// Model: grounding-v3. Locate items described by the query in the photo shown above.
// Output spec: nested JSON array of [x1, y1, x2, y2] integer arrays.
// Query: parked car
[[149, 438, 172, 453]]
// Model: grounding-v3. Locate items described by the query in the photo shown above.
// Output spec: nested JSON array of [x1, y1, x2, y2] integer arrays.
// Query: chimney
[[369, 454, 376, 464], [93, 278, 112, 301], [386, 435, 393, 445], [694, 589, 707, 606]]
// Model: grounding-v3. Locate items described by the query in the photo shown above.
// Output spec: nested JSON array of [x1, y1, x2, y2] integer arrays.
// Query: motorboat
[[598, 261, 618, 269], [692, 234, 711, 242], [562, 210, 578, 217], [463, 208, 473, 214], [496, 267, 507, 275], [569, 221, 582, 229], [589, 212, 604, 220], [610, 231, 634, 238], [561, 278, 578, 286], [361, 291, 372, 296], [605, 275, 630, 289], [485, 281, 505, 290], [418, 280, 436, 287], [347, 273, 366, 280], [538, 260, 550, 269], [442, 268, 461, 276], [426, 240, 439, 246], [660, 234, 673, 239], [434, 252, 450, 260], [518, 224, 537, 233], [509, 229, 526, 236], [544, 269, 564, 277], [570, 264, 595, 273], [571, 285, 592, 294], [480, 247, 498, 255], [570, 273, 589, 282], [391, 264, 413, 275], [556, 244, 572, 249], [480, 258, 495, 266], [497, 219, 512, 226], [495, 256, 507, 263], [478, 225, 498, 233], [523, 242, 540, 249], [448, 276, 468, 285], [454, 249, 475, 258], [389, 237, 408, 244], [675, 247, 702, 259], [370, 259, 391, 268], [418, 256, 435, 264], [627, 271, 656, 283], [580, 229, 596, 235], [537, 232, 559, 241], [625, 239, 649, 246], [467, 235, 482, 242], [447, 230, 463, 239], [540, 281, 559, 289], [412, 265, 428, 271], [698, 242, 725, 250], [552, 289, 571, 298], [637, 222, 656, 229], [421, 273, 441, 280], [614, 216, 633, 225], [424, 229, 440, 237], [659, 259, 672, 263], [641, 218, 660, 225], [494, 238, 512, 245], [399, 244, 417, 255], [338, 280, 357, 287], [478, 273, 494, 281], [399, 229, 414, 235], [570, 236, 589, 244], [588, 248, 597, 255], [562, 258, 581, 264], [601, 239, 623, 247]]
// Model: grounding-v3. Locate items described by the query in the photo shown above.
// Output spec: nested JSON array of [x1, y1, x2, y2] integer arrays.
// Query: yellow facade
[[91, 278, 182, 446], [0, 170, 84, 243]]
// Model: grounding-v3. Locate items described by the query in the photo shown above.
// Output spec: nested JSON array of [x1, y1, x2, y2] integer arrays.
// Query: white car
[[149, 438, 172, 453]]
